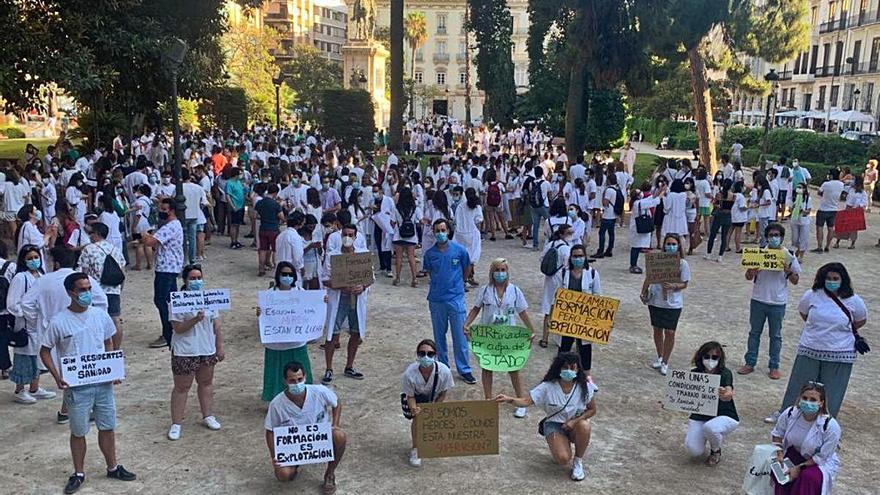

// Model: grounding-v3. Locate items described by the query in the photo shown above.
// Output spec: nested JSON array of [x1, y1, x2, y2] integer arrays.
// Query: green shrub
[[740, 150, 863, 185], [0, 126, 26, 139], [722, 127, 865, 165], [198, 87, 248, 131], [673, 133, 698, 151], [626, 117, 694, 144], [585, 89, 627, 152], [720, 126, 764, 149], [319, 89, 376, 151]]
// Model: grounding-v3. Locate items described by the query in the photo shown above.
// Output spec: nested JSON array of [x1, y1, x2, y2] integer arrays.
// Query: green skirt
[[262, 346, 313, 402]]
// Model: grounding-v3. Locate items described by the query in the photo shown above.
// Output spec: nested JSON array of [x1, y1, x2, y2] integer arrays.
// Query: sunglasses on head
[[417, 351, 436, 358], [808, 381, 825, 389]]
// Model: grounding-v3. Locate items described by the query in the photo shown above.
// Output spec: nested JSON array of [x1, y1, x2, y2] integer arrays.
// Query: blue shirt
[[423, 241, 470, 303]]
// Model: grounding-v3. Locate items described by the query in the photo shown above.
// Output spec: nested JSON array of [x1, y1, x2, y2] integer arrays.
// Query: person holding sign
[[39, 273, 137, 494], [640, 233, 690, 376], [400, 339, 454, 467], [551, 244, 601, 375], [167, 264, 225, 441], [463, 258, 537, 417], [739, 223, 800, 380], [264, 361, 346, 494], [683, 341, 739, 467], [495, 352, 597, 482]]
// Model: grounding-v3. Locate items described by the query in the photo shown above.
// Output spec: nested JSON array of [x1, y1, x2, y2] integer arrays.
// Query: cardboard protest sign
[[834, 207, 866, 234], [644, 251, 682, 284], [259, 290, 326, 344], [61, 351, 125, 387], [169, 289, 231, 314], [740, 248, 784, 271], [548, 288, 619, 345], [468, 325, 531, 372], [663, 370, 721, 416], [330, 252, 375, 287], [415, 400, 499, 458], [272, 422, 335, 467]]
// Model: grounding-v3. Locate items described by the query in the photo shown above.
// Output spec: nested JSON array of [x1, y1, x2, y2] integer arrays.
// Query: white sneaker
[[168, 424, 182, 440], [30, 387, 57, 400], [764, 410, 781, 424], [14, 390, 37, 404], [409, 448, 422, 467], [513, 407, 527, 418], [660, 363, 669, 376], [202, 416, 222, 430], [570, 457, 586, 481], [651, 356, 663, 369], [702, 253, 712, 260], [716, 255, 724, 264], [385, 270, 394, 278]]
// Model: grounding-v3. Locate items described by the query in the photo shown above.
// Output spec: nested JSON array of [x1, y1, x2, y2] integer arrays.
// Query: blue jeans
[[530, 205, 549, 248], [629, 247, 642, 268], [598, 219, 616, 253], [185, 218, 197, 264], [745, 299, 786, 369], [154, 271, 179, 345], [428, 298, 471, 375]]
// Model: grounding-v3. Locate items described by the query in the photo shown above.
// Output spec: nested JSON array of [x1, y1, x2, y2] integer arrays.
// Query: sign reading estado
[[548, 288, 619, 345], [663, 370, 721, 416], [468, 325, 531, 372]]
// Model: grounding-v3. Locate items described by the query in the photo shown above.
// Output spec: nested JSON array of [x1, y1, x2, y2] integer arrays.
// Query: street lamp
[[761, 68, 780, 161], [272, 73, 284, 130], [163, 37, 188, 246]]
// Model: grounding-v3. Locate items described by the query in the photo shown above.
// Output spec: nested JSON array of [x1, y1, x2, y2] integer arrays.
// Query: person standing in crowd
[[422, 219, 476, 385], [371, 184, 395, 278], [552, 244, 600, 376], [703, 179, 734, 263], [788, 182, 812, 260], [401, 339, 454, 467], [454, 187, 484, 287], [255, 184, 284, 277], [0, 241, 16, 380], [167, 264, 224, 441], [538, 224, 572, 348], [15, 205, 53, 263], [864, 160, 877, 212], [834, 177, 867, 249], [528, 167, 552, 250], [660, 179, 688, 250], [264, 361, 346, 494], [181, 168, 208, 265], [641, 233, 690, 376], [766, 263, 867, 423], [225, 167, 246, 250], [76, 223, 127, 349], [770, 382, 840, 495], [593, 172, 621, 259], [495, 352, 598, 482], [299, 214, 322, 290], [40, 273, 136, 494], [683, 341, 738, 466], [143, 198, 185, 348], [629, 184, 663, 274], [813, 169, 844, 253], [275, 212, 305, 286], [739, 223, 801, 380], [391, 187, 422, 287], [129, 184, 154, 270], [463, 258, 537, 417]]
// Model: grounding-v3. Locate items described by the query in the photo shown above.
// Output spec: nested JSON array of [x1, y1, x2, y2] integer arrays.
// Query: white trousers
[[684, 416, 739, 457]]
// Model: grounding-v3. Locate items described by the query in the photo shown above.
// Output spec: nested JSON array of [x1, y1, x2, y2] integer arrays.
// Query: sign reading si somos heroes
[[548, 288, 619, 345], [258, 290, 327, 344], [663, 370, 721, 416], [169, 289, 232, 315], [468, 325, 531, 372], [330, 252, 375, 287], [415, 400, 499, 458], [645, 252, 682, 284], [61, 351, 125, 387], [273, 422, 335, 467], [740, 248, 784, 271]]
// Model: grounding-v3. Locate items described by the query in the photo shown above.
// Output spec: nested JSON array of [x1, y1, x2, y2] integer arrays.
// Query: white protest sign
[[258, 290, 326, 344], [170, 289, 231, 315], [61, 351, 125, 387], [273, 422, 335, 467], [663, 370, 721, 416]]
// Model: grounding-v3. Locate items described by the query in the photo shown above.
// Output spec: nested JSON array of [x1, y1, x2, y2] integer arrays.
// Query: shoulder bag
[[538, 383, 578, 436], [825, 289, 870, 354], [400, 366, 439, 420]]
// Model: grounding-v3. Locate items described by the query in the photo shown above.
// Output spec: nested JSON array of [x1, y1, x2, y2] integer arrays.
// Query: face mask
[[76, 290, 92, 308], [452, 195, 461, 202], [287, 382, 306, 395], [571, 257, 586, 268], [567, 210, 577, 219], [352, 182, 361, 189], [162, 177, 171, 185], [665, 244, 679, 254], [702, 358, 719, 371], [559, 369, 577, 382], [435, 232, 448, 244], [342, 236, 354, 248], [158, 211, 169, 222], [825, 280, 841, 292], [798, 400, 820, 415], [768, 236, 782, 248], [684, 184, 692, 190], [188, 279, 204, 291], [26, 258, 41, 271], [322, 183, 330, 190], [417, 355, 435, 368], [493, 271, 508, 283], [291, 179, 300, 186], [34, 210, 43, 221], [279, 275, 295, 287]]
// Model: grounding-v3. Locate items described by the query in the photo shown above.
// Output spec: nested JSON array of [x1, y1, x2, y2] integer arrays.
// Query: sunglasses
[[807, 381, 825, 389], [417, 351, 436, 358], [703, 354, 721, 360]]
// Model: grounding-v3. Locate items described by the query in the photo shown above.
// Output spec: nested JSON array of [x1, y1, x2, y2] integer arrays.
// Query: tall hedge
[[320, 89, 376, 151], [198, 87, 248, 131], [721, 127, 865, 165], [584, 89, 627, 152]]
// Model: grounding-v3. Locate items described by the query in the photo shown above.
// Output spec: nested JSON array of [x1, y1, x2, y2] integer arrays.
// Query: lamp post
[[853, 88, 862, 131], [761, 68, 780, 161], [163, 37, 188, 244], [272, 74, 284, 130]]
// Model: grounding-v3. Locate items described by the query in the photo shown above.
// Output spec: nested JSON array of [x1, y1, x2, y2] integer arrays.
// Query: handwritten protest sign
[[663, 370, 721, 416], [273, 422, 335, 467], [645, 252, 682, 284], [259, 290, 326, 344], [330, 252, 375, 287], [61, 351, 125, 387], [468, 325, 531, 372], [169, 289, 231, 315], [548, 288, 619, 345], [834, 207, 866, 234], [740, 248, 785, 271], [415, 400, 499, 458]]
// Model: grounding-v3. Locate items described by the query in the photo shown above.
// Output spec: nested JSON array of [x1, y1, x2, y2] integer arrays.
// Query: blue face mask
[[288, 382, 306, 395], [768, 236, 782, 248], [435, 232, 448, 244], [825, 280, 841, 292], [665, 244, 679, 254], [798, 400, 820, 415], [560, 369, 577, 382], [493, 271, 508, 283], [567, 210, 577, 219], [76, 290, 92, 308], [34, 210, 43, 222], [417, 355, 435, 368], [279, 275, 295, 287], [571, 257, 586, 268], [188, 279, 204, 291], [26, 258, 41, 271]]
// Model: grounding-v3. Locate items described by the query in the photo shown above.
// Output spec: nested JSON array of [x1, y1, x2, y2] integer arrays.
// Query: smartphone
[[770, 458, 795, 485]]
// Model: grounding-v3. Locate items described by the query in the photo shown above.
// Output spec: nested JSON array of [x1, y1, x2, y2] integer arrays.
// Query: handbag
[[538, 383, 578, 436], [635, 202, 654, 234], [7, 277, 29, 348], [400, 365, 439, 420], [825, 289, 871, 354]]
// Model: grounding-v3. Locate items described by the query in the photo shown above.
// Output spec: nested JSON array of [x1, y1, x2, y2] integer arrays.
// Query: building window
[[817, 86, 826, 110], [864, 82, 874, 111], [828, 1, 837, 22], [459, 72, 467, 84], [830, 85, 840, 106], [437, 41, 447, 54], [437, 72, 446, 85], [811, 5, 818, 25], [437, 14, 447, 34], [414, 71, 423, 84], [458, 41, 467, 56]]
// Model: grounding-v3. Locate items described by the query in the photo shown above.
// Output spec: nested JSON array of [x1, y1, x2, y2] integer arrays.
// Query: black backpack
[[540, 239, 567, 276], [612, 186, 625, 216], [98, 245, 126, 286], [529, 180, 545, 208], [398, 208, 416, 238], [0, 261, 12, 312]]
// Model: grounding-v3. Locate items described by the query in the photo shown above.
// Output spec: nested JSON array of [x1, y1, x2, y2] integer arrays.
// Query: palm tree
[[404, 11, 428, 119]]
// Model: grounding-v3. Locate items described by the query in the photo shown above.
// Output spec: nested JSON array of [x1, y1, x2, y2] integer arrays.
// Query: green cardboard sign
[[469, 325, 531, 372]]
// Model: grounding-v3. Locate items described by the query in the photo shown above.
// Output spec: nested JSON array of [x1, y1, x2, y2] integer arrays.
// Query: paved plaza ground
[[1, 215, 878, 494]]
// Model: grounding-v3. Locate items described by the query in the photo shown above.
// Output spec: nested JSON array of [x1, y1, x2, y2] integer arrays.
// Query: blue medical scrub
[[422, 240, 471, 375]]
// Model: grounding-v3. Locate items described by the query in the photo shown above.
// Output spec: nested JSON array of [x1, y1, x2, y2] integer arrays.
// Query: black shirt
[[689, 366, 739, 422]]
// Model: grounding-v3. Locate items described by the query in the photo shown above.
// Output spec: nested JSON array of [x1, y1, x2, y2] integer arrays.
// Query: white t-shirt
[[817, 180, 844, 212], [796, 290, 867, 355], [695, 179, 712, 208], [647, 259, 691, 309], [751, 249, 801, 305], [42, 307, 116, 372], [264, 385, 338, 430], [472, 283, 528, 326], [529, 380, 597, 423], [400, 361, 454, 398], [182, 182, 207, 222], [569, 164, 586, 182], [169, 307, 218, 357], [601, 186, 619, 220]]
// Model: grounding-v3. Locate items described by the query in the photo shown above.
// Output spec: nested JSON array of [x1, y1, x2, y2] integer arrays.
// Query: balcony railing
[[456, 53, 467, 63], [436, 26, 447, 35], [818, 10, 880, 34], [433, 53, 450, 63], [819, 17, 848, 34], [778, 70, 793, 80]]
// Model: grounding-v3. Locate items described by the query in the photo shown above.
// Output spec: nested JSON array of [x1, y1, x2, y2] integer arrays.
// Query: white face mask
[[702, 358, 719, 371], [342, 236, 354, 248]]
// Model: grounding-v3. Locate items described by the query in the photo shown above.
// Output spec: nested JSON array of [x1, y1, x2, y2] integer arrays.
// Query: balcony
[[839, 61, 880, 76], [778, 70, 793, 81], [433, 53, 450, 63], [436, 26, 447, 35], [818, 17, 848, 34], [456, 53, 468, 63]]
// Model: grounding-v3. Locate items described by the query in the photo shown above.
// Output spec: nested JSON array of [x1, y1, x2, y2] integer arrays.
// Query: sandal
[[392, 279, 400, 286], [706, 449, 721, 466], [322, 474, 337, 495], [411, 280, 417, 288], [538, 339, 548, 348]]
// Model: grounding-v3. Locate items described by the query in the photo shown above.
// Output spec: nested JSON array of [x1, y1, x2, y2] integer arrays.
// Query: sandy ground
[[1, 216, 879, 495]]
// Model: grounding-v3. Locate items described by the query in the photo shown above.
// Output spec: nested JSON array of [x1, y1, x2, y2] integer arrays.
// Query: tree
[[320, 89, 377, 151], [389, 0, 405, 151], [404, 11, 428, 119], [283, 45, 342, 121], [468, 0, 517, 127], [222, 23, 289, 123]]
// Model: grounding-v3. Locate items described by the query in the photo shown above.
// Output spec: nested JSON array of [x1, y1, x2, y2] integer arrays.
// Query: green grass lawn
[[0, 137, 59, 162], [614, 151, 661, 189]]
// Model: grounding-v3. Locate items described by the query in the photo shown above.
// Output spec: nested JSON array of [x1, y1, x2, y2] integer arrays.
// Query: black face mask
[[158, 211, 170, 222]]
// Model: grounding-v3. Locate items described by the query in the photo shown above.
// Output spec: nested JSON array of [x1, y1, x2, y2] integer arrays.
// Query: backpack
[[486, 182, 502, 207], [540, 240, 567, 277], [529, 180, 545, 208], [612, 186, 625, 216], [398, 208, 416, 238], [98, 244, 126, 286], [0, 261, 12, 312]]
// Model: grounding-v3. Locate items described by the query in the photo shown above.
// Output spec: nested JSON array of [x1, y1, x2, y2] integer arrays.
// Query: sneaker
[[764, 410, 781, 424], [409, 448, 422, 467], [106, 464, 136, 481], [513, 407, 527, 418], [460, 373, 477, 385], [14, 390, 37, 404], [651, 356, 663, 369], [737, 365, 755, 375], [702, 253, 712, 260], [660, 363, 668, 376], [603, 250, 612, 258], [57, 411, 70, 424], [322, 370, 333, 384], [768, 369, 782, 380], [64, 474, 85, 494], [344, 367, 365, 380], [384, 270, 394, 278], [167, 424, 182, 440], [203, 416, 221, 430], [149, 336, 169, 348], [570, 457, 586, 481], [591, 251, 604, 259], [30, 387, 57, 400], [716, 256, 724, 264]]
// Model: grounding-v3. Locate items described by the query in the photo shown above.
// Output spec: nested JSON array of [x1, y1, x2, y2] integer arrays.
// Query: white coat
[[321, 247, 370, 341], [373, 195, 395, 252], [771, 406, 840, 495], [661, 191, 688, 237], [630, 196, 660, 249]]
